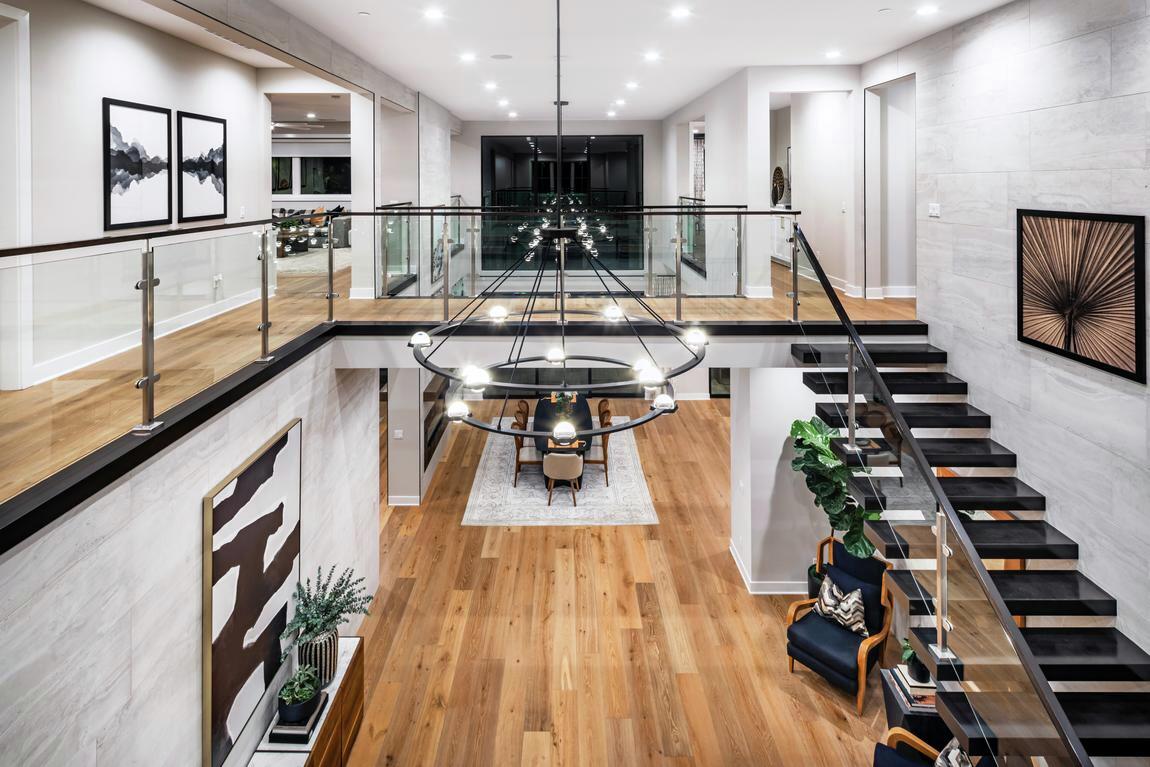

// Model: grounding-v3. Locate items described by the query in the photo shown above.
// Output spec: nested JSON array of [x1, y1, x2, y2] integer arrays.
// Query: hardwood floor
[[0, 260, 911, 503], [348, 400, 887, 766]]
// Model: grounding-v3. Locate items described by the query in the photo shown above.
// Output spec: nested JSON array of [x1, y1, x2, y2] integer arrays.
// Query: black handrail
[[793, 224, 1091, 765], [0, 218, 274, 260]]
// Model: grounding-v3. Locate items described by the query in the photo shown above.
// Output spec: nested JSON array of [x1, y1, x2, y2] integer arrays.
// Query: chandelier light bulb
[[633, 356, 652, 372], [463, 367, 491, 392], [685, 328, 708, 348], [546, 347, 566, 365], [447, 400, 470, 420], [488, 305, 509, 322], [638, 366, 665, 386], [409, 331, 432, 348], [652, 393, 676, 411], [553, 421, 577, 445], [603, 305, 624, 322]]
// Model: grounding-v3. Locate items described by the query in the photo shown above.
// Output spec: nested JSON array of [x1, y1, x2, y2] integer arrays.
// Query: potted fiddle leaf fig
[[791, 416, 883, 595], [278, 664, 321, 725], [281, 566, 373, 687]]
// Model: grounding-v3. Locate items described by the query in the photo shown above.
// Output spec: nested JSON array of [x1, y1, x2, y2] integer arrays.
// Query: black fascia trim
[[0, 318, 925, 556]]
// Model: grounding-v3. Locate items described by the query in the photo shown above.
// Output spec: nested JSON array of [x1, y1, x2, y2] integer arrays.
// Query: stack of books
[[890, 665, 936, 711], [269, 692, 329, 744]]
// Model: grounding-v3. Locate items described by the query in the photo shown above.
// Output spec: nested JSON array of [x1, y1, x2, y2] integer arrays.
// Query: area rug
[[461, 416, 658, 526]]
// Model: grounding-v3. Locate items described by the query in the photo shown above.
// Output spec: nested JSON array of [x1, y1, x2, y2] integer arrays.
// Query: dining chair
[[584, 399, 613, 486], [510, 422, 540, 487], [543, 453, 583, 506]]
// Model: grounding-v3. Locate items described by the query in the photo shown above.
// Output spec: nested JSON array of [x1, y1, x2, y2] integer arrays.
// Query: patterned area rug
[[461, 416, 658, 526]]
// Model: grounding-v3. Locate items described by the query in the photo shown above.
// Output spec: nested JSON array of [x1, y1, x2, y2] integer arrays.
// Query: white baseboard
[[349, 287, 375, 300], [388, 495, 420, 506], [729, 541, 806, 595], [743, 285, 773, 298], [866, 285, 917, 299], [29, 288, 260, 387]]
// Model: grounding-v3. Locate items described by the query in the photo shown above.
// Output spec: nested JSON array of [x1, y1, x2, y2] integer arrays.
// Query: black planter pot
[[278, 692, 320, 725], [807, 564, 825, 599], [907, 654, 931, 684]]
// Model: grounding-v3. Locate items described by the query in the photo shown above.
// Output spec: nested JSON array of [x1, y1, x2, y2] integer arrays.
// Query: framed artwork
[[178, 111, 227, 222], [1017, 209, 1146, 383], [202, 421, 302, 767], [103, 98, 171, 230]]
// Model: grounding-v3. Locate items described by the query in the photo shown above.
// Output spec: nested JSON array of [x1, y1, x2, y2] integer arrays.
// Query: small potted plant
[[281, 566, 373, 687], [278, 664, 320, 725], [901, 638, 931, 684]]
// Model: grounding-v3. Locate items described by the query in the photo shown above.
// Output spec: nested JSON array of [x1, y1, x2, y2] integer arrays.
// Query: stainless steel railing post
[[845, 342, 859, 453], [441, 219, 451, 321], [468, 214, 478, 297], [256, 227, 274, 363], [644, 214, 654, 297], [790, 220, 800, 322], [735, 213, 744, 296], [132, 245, 162, 433], [932, 509, 955, 660], [674, 223, 684, 322], [326, 215, 336, 322]]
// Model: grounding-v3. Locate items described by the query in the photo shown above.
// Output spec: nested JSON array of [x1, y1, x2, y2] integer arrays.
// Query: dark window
[[272, 157, 293, 193], [300, 157, 351, 195]]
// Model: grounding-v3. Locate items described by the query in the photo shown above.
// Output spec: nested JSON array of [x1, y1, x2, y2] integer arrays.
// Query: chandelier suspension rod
[[496, 252, 551, 427], [582, 250, 660, 366]]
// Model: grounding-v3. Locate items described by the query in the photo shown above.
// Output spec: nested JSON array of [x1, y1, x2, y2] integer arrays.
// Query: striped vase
[[297, 628, 339, 688]]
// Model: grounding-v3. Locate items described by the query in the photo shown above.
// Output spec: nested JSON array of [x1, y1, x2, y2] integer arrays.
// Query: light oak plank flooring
[[349, 400, 887, 766]]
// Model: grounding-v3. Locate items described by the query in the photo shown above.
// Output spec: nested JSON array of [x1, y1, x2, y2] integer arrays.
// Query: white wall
[[451, 118, 665, 207], [863, 0, 1150, 655], [0, 345, 380, 766], [869, 76, 917, 297], [14, 0, 267, 244]]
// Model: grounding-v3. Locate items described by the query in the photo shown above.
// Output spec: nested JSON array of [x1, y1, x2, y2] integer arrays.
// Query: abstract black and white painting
[[103, 98, 171, 230], [1018, 210, 1146, 383], [203, 421, 302, 767], [178, 112, 227, 222]]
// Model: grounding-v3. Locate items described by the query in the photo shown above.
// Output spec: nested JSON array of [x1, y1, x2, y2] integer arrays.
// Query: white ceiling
[[264, 0, 1009, 121]]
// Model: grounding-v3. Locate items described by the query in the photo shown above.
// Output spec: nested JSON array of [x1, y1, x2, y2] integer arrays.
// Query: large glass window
[[300, 157, 351, 195], [271, 157, 293, 193]]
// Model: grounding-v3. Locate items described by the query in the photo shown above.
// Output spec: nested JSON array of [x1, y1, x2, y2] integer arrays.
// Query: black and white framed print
[[103, 98, 171, 230], [178, 111, 227, 223], [1018, 209, 1146, 383], [202, 420, 302, 767]]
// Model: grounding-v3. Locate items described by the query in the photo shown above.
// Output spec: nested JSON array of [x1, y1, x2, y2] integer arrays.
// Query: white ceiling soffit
[[85, 0, 292, 68], [262, 0, 1011, 121]]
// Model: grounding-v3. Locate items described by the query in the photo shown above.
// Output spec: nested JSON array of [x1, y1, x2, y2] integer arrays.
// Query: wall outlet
[[239, 205, 246, 219], [392, 429, 404, 440], [928, 203, 942, 218]]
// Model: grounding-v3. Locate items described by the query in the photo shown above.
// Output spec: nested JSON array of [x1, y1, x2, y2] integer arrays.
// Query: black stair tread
[[851, 476, 1046, 512], [867, 520, 1076, 559], [791, 343, 948, 366], [1056, 693, 1150, 756], [889, 570, 1116, 617], [815, 401, 992, 429], [909, 626, 1150, 682], [802, 370, 968, 395], [832, 437, 1017, 468]]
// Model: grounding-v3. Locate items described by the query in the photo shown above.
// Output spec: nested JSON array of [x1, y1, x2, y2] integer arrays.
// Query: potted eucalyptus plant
[[281, 566, 373, 687], [790, 416, 883, 596], [278, 664, 321, 725]]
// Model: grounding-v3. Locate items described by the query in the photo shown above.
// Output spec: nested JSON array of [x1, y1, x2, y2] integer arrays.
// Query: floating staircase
[[792, 339, 1150, 760]]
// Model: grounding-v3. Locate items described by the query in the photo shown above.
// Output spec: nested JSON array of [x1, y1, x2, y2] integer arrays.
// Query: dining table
[[530, 394, 594, 487]]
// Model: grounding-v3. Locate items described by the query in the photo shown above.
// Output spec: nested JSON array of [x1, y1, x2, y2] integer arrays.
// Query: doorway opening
[[864, 75, 917, 300]]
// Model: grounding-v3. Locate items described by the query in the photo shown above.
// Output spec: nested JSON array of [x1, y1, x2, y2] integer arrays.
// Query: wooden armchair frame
[[584, 399, 613, 486], [510, 421, 541, 487], [884, 727, 940, 762], [786, 545, 895, 715]]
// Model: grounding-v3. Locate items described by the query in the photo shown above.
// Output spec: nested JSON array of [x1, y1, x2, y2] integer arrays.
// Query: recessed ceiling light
[[615, 98, 626, 106], [691, 128, 698, 134], [484, 81, 498, 91], [607, 110, 617, 117], [498, 98, 509, 107], [306, 112, 317, 119], [625, 81, 639, 90], [459, 51, 476, 63], [670, 6, 690, 19], [590, 135, 596, 139], [877, 7, 893, 12], [357, 10, 371, 16], [917, 4, 939, 15], [423, 7, 444, 21], [508, 111, 518, 118], [825, 50, 842, 59], [491, 53, 513, 60], [643, 50, 661, 62]]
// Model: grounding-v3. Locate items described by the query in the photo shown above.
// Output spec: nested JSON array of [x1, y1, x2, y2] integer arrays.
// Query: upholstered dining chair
[[585, 399, 613, 486], [543, 453, 583, 506], [872, 728, 940, 767], [785, 542, 893, 715], [516, 399, 530, 423], [510, 422, 540, 487]]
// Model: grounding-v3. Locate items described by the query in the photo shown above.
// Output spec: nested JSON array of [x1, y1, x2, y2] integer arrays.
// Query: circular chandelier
[[408, 0, 707, 447]]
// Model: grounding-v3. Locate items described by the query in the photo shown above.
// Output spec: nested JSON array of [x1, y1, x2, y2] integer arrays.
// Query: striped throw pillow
[[813, 575, 869, 637]]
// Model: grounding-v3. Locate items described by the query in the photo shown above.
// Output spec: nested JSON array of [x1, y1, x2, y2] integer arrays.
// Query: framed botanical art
[[1017, 209, 1146, 383], [202, 421, 302, 767], [103, 98, 171, 230], [178, 111, 227, 222]]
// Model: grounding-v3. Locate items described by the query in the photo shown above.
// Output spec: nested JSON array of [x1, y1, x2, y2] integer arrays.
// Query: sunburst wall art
[[1018, 209, 1145, 383]]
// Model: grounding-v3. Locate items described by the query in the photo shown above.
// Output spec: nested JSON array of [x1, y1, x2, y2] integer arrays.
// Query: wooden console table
[[250, 637, 364, 767]]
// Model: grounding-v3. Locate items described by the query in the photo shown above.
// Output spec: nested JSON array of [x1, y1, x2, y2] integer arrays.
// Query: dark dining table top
[[532, 396, 594, 454]]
